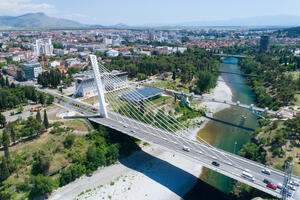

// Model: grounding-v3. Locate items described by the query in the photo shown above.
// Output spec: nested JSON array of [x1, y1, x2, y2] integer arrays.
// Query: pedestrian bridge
[[213, 53, 246, 59], [50, 55, 299, 199]]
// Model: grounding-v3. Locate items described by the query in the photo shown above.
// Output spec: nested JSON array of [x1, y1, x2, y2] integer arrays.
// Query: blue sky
[[0, 0, 300, 25]]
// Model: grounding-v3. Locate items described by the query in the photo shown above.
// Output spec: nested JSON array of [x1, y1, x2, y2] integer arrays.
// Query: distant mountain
[[142, 15, 300, 27], [0, 13, 85, 29]]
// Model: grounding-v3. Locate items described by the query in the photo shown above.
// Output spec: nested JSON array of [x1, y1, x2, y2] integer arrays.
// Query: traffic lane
[[97, 113, 283, 196], [62, 102, 282, 197]]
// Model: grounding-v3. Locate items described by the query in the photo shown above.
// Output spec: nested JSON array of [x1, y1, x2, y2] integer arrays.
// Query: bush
[[60, 164, 86, 186], [63, 134, 76, 149], [31, 174, 54, 195]]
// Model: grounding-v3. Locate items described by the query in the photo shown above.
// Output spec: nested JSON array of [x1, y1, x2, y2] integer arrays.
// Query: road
[[41, 87, 299, 199], [11, 78, 300, 199]]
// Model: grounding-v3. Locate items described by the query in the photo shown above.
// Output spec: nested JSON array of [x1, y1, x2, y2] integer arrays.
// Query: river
[[184, 57, 259, 199]]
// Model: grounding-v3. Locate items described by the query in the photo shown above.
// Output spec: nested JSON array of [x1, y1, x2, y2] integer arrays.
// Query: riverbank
[[50, 144, 202, 200], [190, 76, 233, 140]]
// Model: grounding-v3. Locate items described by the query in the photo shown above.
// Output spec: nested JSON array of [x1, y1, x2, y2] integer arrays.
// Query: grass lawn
[[63, 119, 89, 132], [150, 78, 190, 93]]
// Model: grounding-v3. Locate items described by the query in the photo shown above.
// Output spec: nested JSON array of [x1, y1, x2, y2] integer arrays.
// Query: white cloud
[[0, 0, 54, 16]]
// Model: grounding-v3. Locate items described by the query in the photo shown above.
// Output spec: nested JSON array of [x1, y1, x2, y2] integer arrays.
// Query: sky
[[0, 0, 300, 25]]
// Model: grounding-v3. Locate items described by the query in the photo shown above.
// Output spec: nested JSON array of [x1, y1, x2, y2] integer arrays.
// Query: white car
[[182, 146, 190, 152], [288, 184, 296, 191], [290, 180, 300, 187], [131, 130, 136, 133], [123, 125, 128, 128], [277, 183, 283, 190], [261, 168, 271, 175]]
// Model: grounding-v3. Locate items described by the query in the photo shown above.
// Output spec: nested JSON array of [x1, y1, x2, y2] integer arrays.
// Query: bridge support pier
[[90, 55, 108, 118]]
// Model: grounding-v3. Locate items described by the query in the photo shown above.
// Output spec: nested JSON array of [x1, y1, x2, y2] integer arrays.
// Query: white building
[[103, 38, 113, 46], [74, 70, 128, 97], [33, 39, 54, 56], [48, 60, 61, 68], [106, 50, 119, 57]]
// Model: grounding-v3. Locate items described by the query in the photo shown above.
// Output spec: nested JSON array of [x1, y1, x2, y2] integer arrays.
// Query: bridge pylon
[[90, 55, 108, 118]]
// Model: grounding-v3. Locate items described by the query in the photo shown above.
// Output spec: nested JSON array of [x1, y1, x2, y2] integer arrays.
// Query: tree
[[17, 105, 23, 114], [31, 174, 54, 195], [5, 77, 9, 87], [59, 86, 63, 94], [172, 71, 176, 80], [63, 134, 75, 148], [9, 125, 16, 143], [0, 157, 10, 181], [43, 110, 49, 129], [36, 111, 42, 123], [39, 93, 45, 105], [2, 129, 10, 159], [32, 150, 51, 175], [0, 113, 6, 127], [46, 95, 54, 105]]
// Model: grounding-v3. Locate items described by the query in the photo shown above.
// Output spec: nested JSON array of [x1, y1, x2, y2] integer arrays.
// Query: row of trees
[[0, 73, 54, 111], [37, 69, 74, 88]]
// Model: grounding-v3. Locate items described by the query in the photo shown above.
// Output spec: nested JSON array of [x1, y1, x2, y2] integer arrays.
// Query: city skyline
[[0, 0, 300, 26]]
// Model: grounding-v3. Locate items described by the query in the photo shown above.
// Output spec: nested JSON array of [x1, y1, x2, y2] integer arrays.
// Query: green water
[[184, 57, 259, 199]]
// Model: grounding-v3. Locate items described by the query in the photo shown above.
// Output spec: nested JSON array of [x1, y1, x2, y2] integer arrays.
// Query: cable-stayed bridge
[[35, 55, 299, 199]]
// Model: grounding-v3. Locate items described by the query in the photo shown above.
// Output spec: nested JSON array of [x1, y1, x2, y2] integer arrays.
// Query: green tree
[[59, 86, 63, 94], [39, 93, 45, 105], [63, 134, 75, 149], [43, 110, 49, 129], [46, 95, 54, 105], [31, 174, 54, 195], [36, 111, 42, 123], [0, 113, 6, 127], [0, 157, 10, 181], [2, 129, 10, 159], [17, 105, 23, 114], [8, 125, 16, 143], [32, 150, 51, 175]]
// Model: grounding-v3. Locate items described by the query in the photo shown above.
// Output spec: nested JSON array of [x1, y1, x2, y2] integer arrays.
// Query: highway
[[36, 86, 299, 199]]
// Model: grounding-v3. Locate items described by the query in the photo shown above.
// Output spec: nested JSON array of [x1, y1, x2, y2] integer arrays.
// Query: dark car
[[212, 161, 220, 167], [263, 179, 271, 184]]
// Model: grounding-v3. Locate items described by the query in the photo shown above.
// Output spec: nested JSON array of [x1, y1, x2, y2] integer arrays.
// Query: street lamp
[[234, 141, 237, 154]]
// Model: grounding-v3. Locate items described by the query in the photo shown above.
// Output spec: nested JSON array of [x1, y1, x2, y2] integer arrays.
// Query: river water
[[184, 57, 259, 199]]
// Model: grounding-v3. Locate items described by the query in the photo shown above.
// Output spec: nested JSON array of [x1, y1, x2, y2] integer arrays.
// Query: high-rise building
[[21, 62, 42, 80], [33, 39, 54, 56], [260, 35, 270, 52]]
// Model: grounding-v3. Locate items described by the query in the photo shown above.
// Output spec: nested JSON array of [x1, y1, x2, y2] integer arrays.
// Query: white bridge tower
[[90, 55, 108, 118]]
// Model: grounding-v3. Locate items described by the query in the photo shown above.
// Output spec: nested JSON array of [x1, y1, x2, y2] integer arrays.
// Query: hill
[[278, 26, 300, 38], [0, 12, 85, 29]]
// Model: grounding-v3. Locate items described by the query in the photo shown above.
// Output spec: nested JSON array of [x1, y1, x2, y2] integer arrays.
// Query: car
[[123, 125, 128, 128], [211, 161, 220, 167], [57, 101, 61, 103], [288, 185, 296, 191], [290, 180, 300, 186], [263, 179, 271, 184], [131, 130, 136, 133], [277, 183, 283, 190], [261, 168, 271, 175], [287, 191, 292, 197], [267, 183, 277, 190], [182, 146, 190, 152]]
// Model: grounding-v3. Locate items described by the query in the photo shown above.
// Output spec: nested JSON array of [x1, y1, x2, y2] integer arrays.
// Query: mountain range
[[0, 12, 84, 29], [0, 13, 300, 29]]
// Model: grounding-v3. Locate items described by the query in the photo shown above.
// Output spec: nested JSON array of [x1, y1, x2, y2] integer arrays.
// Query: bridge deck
[[37, 87, 298, 199]]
